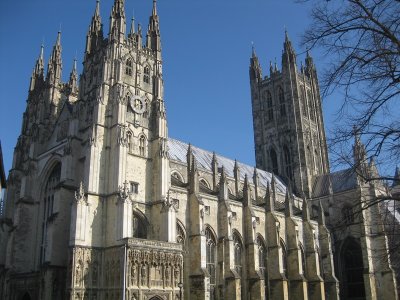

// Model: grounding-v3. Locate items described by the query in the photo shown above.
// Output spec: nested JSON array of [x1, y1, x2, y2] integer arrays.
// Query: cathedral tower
[[250, 33, 329, 197]]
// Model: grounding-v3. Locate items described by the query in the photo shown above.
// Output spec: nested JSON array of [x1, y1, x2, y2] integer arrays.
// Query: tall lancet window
[[125, 59, 133, 76], [143, 66, 150, 84], [266, 91, 273, 122], [278, 87, 286, 117], [205, 227, 216, 299], [270, 148, 279, 175], [40, 163, 61, 264]]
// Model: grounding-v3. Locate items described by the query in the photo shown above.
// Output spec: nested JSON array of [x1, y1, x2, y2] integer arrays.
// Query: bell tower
[[250, 32, 329, 197]]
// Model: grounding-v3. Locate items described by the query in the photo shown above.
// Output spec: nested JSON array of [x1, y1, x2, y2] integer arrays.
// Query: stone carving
[[75, 182, 87, 204], [159, 138, 169, 158], [141, 264, 147, 286], [118, 180, 131, 202]]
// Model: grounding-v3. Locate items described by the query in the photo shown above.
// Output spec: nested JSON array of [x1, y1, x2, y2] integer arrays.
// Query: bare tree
[[301, 0, 400, 185]]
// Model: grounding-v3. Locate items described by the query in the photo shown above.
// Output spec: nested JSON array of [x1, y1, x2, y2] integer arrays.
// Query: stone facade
[[0, 1, 398, 300]]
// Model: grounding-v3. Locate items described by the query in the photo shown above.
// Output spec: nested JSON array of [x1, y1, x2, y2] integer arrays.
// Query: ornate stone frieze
[[75, 182, 87, 205]]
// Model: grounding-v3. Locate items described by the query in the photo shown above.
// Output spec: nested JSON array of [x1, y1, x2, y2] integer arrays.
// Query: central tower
[[249, 33, 330, 197]]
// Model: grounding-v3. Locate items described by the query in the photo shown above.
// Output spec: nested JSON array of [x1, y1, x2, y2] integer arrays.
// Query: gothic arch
[[38, 155, 62, 187], [199, 178, 210, 189], [132, 208, 149, 239], [339, 237, 366, 300], [138, 134, 147, 156], [176, 219, 186, 246], [205, 226, 217, 299], [171, 170, 184, 182], [278, 86, 286, 117], [269, 147, 279, 175]]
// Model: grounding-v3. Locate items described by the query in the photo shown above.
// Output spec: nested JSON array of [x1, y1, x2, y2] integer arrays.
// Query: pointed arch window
[[314, 149, 321, 173], [143, 66, 150, 84], [308, 91, 316, 121], [139, 135, 146, 156], [126, 59, 133, 76], [270, 148, 279, 175], [176, 222, 186, 247], [265, 91, 273, 122], [278, 87, 286, 117], [127, 131, 133, 153], [205, 227, 217, 287], [40, 163, 61, 264], [233, 233, 243, 276], [341, 238, 366, 299]]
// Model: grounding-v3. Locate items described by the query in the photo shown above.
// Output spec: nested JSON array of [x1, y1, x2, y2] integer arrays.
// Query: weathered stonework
[[0, 1, 398, 300]]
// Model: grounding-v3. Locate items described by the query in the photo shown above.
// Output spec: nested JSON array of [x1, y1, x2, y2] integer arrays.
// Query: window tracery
[[126, 59, 133, 76], [143, 66, 150, 84]]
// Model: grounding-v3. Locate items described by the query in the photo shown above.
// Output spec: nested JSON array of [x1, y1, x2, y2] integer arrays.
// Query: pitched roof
[[312, 168, 358, 198], [168, 138, 287, 194]]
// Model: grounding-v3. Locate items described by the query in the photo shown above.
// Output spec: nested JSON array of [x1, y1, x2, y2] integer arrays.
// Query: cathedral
[[0, 1, 398, 299]]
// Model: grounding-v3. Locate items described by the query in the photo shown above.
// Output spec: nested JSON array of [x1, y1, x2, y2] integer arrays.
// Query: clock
[[129, 96, 146, 114]]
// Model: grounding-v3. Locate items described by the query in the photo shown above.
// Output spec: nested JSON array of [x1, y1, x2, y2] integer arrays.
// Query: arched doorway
[[341, 238, 366, 299]]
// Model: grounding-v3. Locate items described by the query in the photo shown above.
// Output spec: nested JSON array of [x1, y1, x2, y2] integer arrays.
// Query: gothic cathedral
[[0, 1, 398, 300]]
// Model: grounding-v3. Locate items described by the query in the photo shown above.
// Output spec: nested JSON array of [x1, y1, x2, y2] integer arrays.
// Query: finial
[[152, 0, 157, 16], [251, 41, 256, 57], [56, 30, 61, 45], [95, 0, 100, 15]]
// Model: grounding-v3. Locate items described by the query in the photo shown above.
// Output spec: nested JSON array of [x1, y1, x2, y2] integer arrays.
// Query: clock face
[[129, 96, 146, 114]]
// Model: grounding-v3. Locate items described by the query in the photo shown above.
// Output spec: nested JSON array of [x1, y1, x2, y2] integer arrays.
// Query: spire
[[353, 126, 367, 167], [282, 29, 296, 68], [265, 182, 274, 212], [46, 31, 63, 85], [30, 44, 45, 91], [68, 58, 78, 94], [109, 0, 126, 42], [146, 0, 161, 54], [285, 184, 293, 217], [234, 159, 241, 196], [86, 0, 103, 55], [129, 16, 135, 36], [249, 44, 262, 82]]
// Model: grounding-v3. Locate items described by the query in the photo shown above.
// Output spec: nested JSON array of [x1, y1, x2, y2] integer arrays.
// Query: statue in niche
[[75, 264, 82, 287], [174, 267, 180, 286], [130, 264, 137, 285], [141, 264, 147, 286], [165, 265, 170, 284]]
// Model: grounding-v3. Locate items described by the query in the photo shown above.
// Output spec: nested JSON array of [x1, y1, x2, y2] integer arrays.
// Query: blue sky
[[0, 0, 339, 175]]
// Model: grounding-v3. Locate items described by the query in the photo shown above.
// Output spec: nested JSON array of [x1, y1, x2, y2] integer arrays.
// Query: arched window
[[341, 238, 366, 299], [199, 178, 210, 189], [205, 227, 217, 294], [265, 91, 273, 122], [171, 171, 184, 182], [280, 240, 288, 278], [143, 66, 150, 84], [233, 232, 243, 276], [127, 131, 133, 153], [301, 89, 308, 117], [270, 148, 278, 175], [41, 163, 61, 264], [139, 135, 146, 156], [125, 59, 133, 76], [278, 87, 286, 117], [132, 212, 147, 239], [283, 146, 292, 181], [176, 222, 186, 247]]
